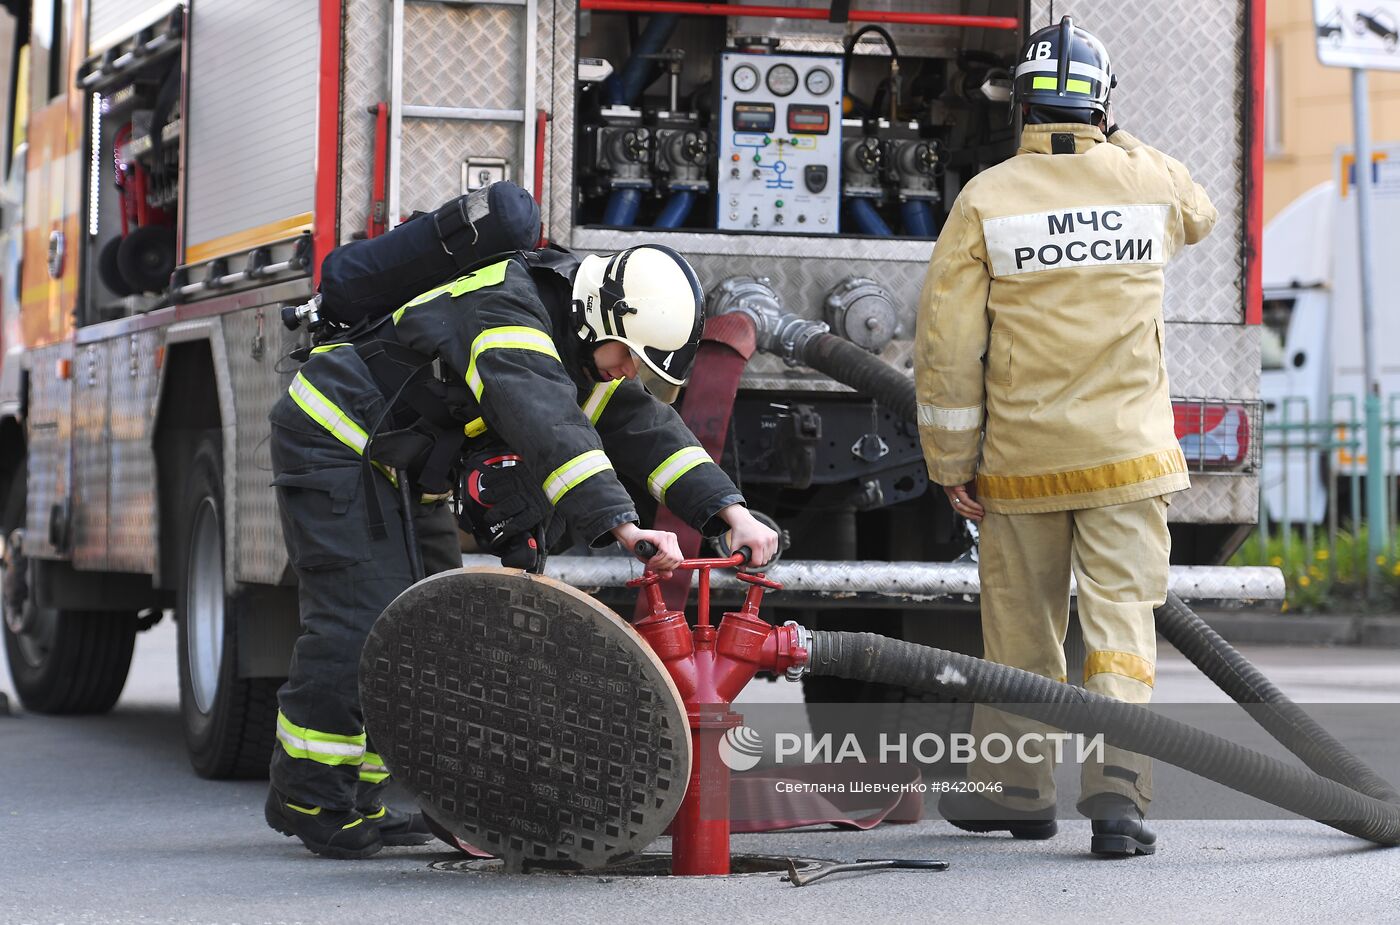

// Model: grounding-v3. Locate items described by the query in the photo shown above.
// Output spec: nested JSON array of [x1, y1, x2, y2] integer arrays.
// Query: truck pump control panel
[[716, 52, 844, 234]]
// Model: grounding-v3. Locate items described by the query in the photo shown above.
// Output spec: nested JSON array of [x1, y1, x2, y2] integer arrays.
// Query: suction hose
[[846, 198, 894, 236], [706, 276, 1400, 836], [806, 631, 1400, 845], [654, 190, 696, 229], [900, 200, 936, 237], [1156, 591, 1400, 803], [603, 188, 644, 226], [604, 14, 681, 107]]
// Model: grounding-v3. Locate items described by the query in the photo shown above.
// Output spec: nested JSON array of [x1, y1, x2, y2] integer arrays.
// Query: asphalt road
[[4, 619, 1400, 925]]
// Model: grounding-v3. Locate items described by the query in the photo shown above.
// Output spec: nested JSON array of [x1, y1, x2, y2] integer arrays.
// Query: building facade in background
[[1266, 0, 1400, 220]]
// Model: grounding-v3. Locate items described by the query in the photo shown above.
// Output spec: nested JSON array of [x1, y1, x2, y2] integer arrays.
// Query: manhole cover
[[360, 567, 692, 872], [428, 853, 828, 878]]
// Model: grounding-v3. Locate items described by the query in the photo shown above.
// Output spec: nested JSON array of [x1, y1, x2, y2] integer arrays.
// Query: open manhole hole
[[428, 853, 828, 878]]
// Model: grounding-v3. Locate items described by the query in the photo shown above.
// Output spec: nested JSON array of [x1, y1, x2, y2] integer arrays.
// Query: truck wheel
[[1, 477, 137, 713], [176, 437, 279, 779], [116, 225, 176, 293]]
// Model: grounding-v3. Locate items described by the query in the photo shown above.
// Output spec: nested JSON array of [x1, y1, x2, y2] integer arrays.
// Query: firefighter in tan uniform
[[915, 17, 1217, 856]]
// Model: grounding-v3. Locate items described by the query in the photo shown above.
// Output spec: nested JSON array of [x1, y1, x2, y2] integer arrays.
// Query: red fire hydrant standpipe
[[628, 547, 810, 875]]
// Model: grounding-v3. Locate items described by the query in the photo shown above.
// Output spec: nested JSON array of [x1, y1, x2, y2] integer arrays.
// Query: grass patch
[[1229, 526, 1400, 612]]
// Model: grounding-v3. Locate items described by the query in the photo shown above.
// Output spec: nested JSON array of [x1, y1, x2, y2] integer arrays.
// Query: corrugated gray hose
[[801, 333, 918, 423], [1155, 591, 1400, 804], [795, 323, 1394, 822], [807, 631, 1400, 845], [795, 336, 1399, 809]]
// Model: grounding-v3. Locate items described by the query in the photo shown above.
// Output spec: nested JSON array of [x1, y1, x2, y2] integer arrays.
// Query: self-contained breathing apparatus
[[282, 180, 558, 571]]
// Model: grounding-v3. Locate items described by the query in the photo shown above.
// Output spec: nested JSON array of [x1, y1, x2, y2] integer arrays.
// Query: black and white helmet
[[1013, 16, 1114, 117], [572, 244, 704, 402]]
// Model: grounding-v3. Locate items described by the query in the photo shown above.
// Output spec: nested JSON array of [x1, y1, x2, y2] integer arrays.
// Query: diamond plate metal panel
[[1031, 0, 1245, 324], [107, 332, 159, 574], [72, 343, 110, 569], [25, 345, 73, 561], [222, 306, 298, 585], [1166, 322, 1260, 401], [341, 0, 537, 238], [402, 4, 521, 111], [548, 0, 577, 243], [399, 120, 521, 216], [1167, 473, 1259, 525], [339, 0, 390, 245]]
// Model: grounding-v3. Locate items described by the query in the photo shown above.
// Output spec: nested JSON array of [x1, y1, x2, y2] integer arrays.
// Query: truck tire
[[176, 436, 279, 779], [1, 477, 138, 714]]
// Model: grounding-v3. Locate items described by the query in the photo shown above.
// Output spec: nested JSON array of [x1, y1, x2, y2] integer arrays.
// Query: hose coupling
[[708, 276, 828, 365], [782, 620, 814, 681]]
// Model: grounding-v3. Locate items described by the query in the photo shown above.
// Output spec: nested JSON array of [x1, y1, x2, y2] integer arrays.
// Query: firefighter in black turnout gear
[[264, 238, 779, 859]]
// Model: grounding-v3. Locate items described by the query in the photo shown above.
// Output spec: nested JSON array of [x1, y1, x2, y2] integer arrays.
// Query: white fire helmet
[[572, 244, 704, 403]]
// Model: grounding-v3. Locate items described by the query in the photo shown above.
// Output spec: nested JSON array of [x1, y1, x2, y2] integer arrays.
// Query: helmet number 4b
[[1028, 41, 1053, 61]]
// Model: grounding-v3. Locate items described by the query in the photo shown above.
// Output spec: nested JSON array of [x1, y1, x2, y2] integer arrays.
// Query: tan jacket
[[914, 123, 1217, 514]]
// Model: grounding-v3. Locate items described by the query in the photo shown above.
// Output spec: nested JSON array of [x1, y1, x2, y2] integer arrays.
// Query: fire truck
[[0, 0, 1272, 778]]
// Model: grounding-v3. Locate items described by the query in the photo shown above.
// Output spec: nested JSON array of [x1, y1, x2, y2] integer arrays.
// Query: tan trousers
[[968, 495, 1170, 815]]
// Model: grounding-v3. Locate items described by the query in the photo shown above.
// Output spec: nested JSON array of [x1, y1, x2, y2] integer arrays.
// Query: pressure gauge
[[805, 66, 834, 96], [731, 64, 759, 93], [766, 63, 798, 97]]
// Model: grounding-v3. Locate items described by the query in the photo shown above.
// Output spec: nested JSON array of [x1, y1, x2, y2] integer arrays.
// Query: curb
[[1193, 611, 1400, 648]]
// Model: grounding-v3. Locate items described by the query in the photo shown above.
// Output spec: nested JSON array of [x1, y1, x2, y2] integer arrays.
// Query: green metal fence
[[1247, 394, 1400, 604]]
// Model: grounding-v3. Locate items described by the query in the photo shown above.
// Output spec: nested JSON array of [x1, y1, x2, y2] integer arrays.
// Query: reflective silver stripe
[[275, 726, 366, 761], [581, 380, 623, 424], [543, 450, 614, 504], [1013, 59, 1110, 83], [917, 403, 983, 432], [288, 373, 369, 455], [646, 446, 713, 503]]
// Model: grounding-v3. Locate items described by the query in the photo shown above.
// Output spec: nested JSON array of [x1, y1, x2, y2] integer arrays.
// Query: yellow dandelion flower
[[1392, 563, 1400, 577], [1316, 549, 1330, 561], [1298, 575, 1311, 587], [1281, 601, 1290, 612], [1270, 556, 1284, 567], [1309, 565, 1324, 579], [1377, 556, 1387, 566]]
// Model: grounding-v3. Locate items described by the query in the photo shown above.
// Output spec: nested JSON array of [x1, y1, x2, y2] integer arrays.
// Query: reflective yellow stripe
[[464, 326, 561, 400], [275, 711, 367, 767], [543, 449, 613, 504], [359, 752, 390, 784], [647, 446, 712, 504], [464, 417, 487, 437], [581, 380, 623, 424], [309, 343, 354, 354], [975, 449, 1186, 501], [1084, 650, 1155, 689], [287, 373, 370, 455], [1031, 75, 1093, 94], [341, 818, 365, 830], [286, 802, 322, 816], [393, 259, 511, 322]]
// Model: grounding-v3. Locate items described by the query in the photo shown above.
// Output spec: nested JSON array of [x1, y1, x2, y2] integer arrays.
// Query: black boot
[[939, 790, 1058, 840], [360, 803, 434, 847], [1086, 794, 1157, 857], [265, 788, 384, 859]]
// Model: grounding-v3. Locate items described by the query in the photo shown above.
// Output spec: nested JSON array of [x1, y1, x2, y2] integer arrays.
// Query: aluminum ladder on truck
[[386, 0, 538, 228]]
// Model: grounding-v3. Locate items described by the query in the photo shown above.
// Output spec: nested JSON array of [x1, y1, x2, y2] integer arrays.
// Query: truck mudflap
[[457, 556, 1285, 606]]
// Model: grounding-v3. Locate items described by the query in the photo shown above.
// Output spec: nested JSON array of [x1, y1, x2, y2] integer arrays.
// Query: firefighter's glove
[[459, 452, 552, 556]]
